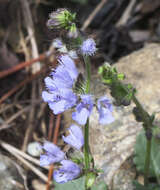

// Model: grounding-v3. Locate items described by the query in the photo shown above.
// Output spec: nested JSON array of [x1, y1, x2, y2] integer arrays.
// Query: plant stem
[[84, 119, 90, 170], [144, 136, 152, 185], [84, 56, 91, 94], [118, 82, 153, 185], [83, 55, 91, 170]]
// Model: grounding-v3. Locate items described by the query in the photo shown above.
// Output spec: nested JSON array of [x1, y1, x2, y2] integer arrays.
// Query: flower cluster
[[41, 34, 114, 184], [80, 38, 97, 56], [42, 55, 78, 114], [47, 8, 76, 30], [42, 54, 113, 125], [40, 125, 84, 183]]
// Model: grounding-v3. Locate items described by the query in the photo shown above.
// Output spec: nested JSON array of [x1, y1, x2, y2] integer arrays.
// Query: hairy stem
[[84, 55, 91, 94], [116, 81, 153, 185], [84, 119, 90, 170]]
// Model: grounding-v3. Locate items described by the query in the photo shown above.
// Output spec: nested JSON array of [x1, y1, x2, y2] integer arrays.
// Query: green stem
[[84, 119, 90, 170], [144, 136, 152, 185], [84, 56, 91, 93], [118, 81, 153, 185]]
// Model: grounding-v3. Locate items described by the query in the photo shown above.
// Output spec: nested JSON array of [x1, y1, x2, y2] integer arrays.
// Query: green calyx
[[57, 10, 76, 29], [99, 63, 134, 106]]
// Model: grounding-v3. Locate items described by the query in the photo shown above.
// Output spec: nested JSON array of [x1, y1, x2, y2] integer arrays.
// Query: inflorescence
[[40, 8, 114, 184]]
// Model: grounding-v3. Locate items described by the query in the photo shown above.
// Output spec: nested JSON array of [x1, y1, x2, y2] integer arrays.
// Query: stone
[[63, 43, 160, 189], [0, 154, 24, 190], [27, 142, 42, 157]]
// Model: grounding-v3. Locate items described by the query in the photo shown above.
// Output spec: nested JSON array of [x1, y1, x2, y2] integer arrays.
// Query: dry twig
[[81, 0, 107, 31], [46, 114, 61, 190], [0, 141, 48, 182]]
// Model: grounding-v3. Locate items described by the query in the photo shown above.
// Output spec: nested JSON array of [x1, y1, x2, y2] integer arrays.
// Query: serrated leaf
[[91, 181, 108, 190], [54, 176, 85, 190]]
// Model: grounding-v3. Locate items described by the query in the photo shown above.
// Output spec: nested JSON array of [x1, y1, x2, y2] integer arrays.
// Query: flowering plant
[[40, 8, 160, 190]]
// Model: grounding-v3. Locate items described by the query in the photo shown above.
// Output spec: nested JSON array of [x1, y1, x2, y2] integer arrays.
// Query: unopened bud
[[85, 172, 96, 189], [47, 8, 76, 30]]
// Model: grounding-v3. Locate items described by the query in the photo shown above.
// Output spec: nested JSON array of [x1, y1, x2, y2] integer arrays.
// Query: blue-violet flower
[[80, 38, 96, 56], [52, 38, 63, 49], [97, 96, 114, 125], [40, 141, 65, 166], [62, 124, 84, 150], [53, 160, 81, 183], [42, 55, 78, 114], [72, 94, 94, 125]]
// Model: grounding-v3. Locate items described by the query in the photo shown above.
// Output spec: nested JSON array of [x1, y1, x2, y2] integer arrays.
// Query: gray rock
[[27, 142, 42, 157], [63, 43, 160, 189], [0, 154, 24, 190]]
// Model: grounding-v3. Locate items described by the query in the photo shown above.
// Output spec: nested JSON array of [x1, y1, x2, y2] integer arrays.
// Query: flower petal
[[53, 160, 81, 183], [72, 108, 89, 125], [62, 125, 84, 150], [97, 96, 114, 125], [40, 142, 65, 166]]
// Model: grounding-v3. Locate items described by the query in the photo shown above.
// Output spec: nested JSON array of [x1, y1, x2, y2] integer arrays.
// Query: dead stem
[[81, 0, 107, 31], [0, 66, 47, 105], [0, 102, 40, 131], [46, 114, 61, 190], [0, 54, 46, 79], [0, 141, 48, 182]]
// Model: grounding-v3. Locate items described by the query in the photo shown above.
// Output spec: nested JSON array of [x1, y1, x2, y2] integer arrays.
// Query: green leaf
[[91, 181, 108, 190], [134, 129, 155, 177], [54, 177, 108, 190], [54, 177, 85, 190], [134, 128, 160, 180], [133, 181, 160, 190]]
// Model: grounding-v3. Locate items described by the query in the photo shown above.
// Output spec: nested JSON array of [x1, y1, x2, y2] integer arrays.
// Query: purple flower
[[53, 160, 81, 183], [62, 125, 84, 150], [72, 95, 94, 125], [42, 55, 78, 114], [40, 141, 65, 166], [67, 23, 78, 38], [80, 38, 96, 56], [52, 38, 63, 49], [97, 96, 114, 125]]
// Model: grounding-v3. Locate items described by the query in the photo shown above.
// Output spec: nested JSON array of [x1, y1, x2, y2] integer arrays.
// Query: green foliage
[[54, 177, 86, 190], [91, 181, 108, 190], [98, 64, 134, 106], [133, 181, 160, 190], [54, 176, 108, 190], [85, 173, 96, 189], [134, 128, 160, 180]]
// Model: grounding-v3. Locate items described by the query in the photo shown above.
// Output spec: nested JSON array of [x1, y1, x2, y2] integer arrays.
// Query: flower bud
[[85, 172, 96, 189], [47, 8, 76, 30], [67, 23, 78, 38]]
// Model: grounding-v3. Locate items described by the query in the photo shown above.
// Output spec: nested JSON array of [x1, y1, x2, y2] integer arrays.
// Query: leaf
[[150, 136, 160, 182], [134, 129, 155, 177], [133, 181, 160, 190], [134, 128, 160, 180], [91, 181, 108, 190], [54, 177, 108, 190], [54, 176, 85, 190]]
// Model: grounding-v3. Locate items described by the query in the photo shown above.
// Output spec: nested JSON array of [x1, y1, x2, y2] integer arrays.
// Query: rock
[[0, 154, 24, 190], [27, 142, 42, 157], [32, 179, 46, 190], [63, 43, 160, 189]]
